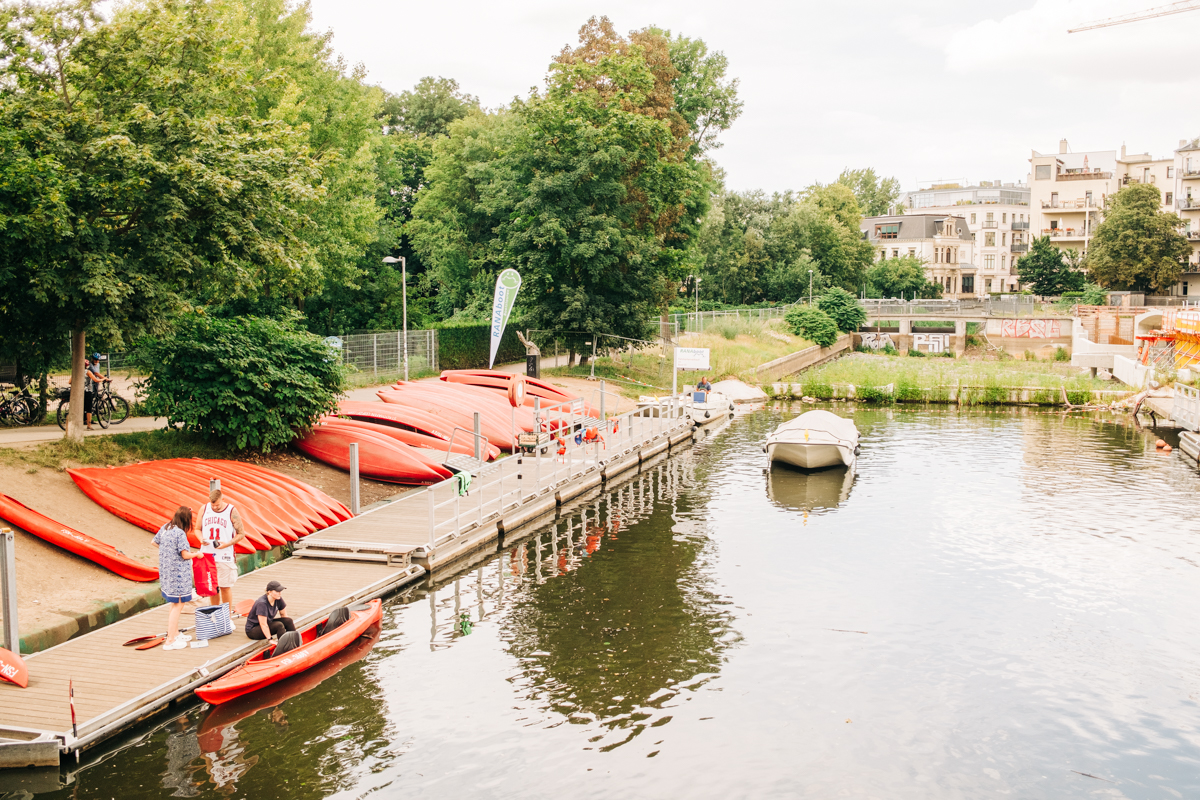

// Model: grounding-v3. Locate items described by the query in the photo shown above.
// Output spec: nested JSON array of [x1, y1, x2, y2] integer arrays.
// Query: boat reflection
[[766, 464, 854, 513]]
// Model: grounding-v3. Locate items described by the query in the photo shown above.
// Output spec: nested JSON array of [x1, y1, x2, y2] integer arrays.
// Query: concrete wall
[[751, 334, 853, 381]]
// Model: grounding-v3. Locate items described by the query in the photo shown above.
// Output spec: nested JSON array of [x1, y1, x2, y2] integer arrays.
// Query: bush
[[815, 288, 867, 333], [907, 348, 926, 358], [436, 322, 526, 370], [135, 314, 344, 452], [1024, 349, 1037, 361], [1053, 346, 1071, 362], [784, 306, 839, 348]]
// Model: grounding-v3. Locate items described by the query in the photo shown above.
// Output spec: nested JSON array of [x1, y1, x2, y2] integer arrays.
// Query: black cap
[[266, 580, 286, 592]]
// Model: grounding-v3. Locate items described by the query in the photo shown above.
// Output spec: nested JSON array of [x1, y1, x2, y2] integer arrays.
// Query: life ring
[[508, 376, 526, 408]]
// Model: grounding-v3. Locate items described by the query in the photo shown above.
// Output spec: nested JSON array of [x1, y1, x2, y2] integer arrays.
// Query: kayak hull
[[295, 424, 451, 484], [196, 599, 383, 705]]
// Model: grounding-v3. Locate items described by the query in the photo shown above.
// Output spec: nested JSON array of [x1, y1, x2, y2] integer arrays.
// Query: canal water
[[8, 406, 1200, 799]]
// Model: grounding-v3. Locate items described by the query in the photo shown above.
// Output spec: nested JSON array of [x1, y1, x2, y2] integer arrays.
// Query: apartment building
[[1028, 140, 1174, 257], [897, 182, 1031, 293], [861, 214, 977, 299], [1173, 139, 1200, 295]]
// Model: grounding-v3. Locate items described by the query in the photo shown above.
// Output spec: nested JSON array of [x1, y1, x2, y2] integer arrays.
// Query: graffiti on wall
[[861, 332, 896, 350], [912, 333, 950, 353], [996, 319, 1062, 338]]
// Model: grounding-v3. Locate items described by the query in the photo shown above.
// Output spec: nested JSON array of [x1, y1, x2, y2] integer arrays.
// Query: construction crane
[[1069, 0, 1200, 32]]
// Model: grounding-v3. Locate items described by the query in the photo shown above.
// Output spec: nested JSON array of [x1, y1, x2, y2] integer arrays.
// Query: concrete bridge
[[858, 314, 1075, 358]]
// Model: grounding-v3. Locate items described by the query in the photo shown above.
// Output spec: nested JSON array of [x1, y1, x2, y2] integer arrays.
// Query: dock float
[[0, 404, 721, 768]]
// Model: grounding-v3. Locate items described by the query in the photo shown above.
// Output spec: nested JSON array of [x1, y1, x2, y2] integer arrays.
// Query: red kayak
[[0, 494, 158, 582], [294, 423, 451, 485], [378, 388, 520, 450], [337, 401, 501, 459], [0, 646, 28, 688], [440, 370, 599, 416], [195, 599, 382, 705], [321, 418, 466, 473]]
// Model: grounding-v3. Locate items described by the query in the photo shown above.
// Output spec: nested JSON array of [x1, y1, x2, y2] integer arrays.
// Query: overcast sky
[[308, 0, 1199, 195]]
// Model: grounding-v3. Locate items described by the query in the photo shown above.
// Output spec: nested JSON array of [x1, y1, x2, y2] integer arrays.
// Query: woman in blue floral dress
[[153, 507, 200, 651]]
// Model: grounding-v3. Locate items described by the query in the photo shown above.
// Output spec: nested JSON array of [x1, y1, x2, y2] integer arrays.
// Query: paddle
[[125, 600, 254, 648], [0, 646, 29, 688]]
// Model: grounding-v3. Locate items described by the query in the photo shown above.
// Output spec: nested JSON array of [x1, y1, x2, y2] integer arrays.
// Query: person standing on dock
[[153, 507, 200, 651], [200, 489, 248, 614]]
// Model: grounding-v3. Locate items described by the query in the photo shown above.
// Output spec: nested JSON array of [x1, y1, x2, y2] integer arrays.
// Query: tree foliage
[[136, 314, 343, 451], [816, 288, 867, 333], [866, 256, 943, 299], [835, 168, 901, 217], [1086, 184, 1191, 293], [1015, 237, 1084, 295], [784, 306, 839, 348]]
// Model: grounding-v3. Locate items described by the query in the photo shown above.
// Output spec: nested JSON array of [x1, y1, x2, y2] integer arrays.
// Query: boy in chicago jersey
[[200, 488, 249, 614]]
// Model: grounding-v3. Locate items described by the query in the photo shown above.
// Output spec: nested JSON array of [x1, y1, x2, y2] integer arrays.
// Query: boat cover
[[772, 410, 859, 443]]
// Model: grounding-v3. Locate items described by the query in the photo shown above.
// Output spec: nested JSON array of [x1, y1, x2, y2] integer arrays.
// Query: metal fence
[[670, 304, 798, 334], [337, 329, 438, 379]]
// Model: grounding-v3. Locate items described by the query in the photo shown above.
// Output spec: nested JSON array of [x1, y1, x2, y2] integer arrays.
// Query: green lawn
[[799, 352, 1115, 392]]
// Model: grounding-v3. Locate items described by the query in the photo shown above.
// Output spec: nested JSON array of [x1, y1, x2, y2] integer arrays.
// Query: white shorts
[[216, 561, 238, 588]]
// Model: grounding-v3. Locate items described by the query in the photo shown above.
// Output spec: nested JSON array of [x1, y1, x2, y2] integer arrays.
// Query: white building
[[1171, 138, 1200, 297], [861, 214, 977, 299], [897, 182, 1031, 293]]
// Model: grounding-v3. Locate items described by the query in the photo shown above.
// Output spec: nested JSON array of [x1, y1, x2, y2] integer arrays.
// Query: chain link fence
[[334, 329, 438, 382], [669, 305, 798, 334]]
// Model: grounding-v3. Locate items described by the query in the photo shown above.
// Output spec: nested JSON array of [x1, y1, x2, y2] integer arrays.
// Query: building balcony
[[1182, 169, 1200, 180], [981, 220, 998, 229], [1043, 229, 1088, 240], [1188, 230, 1200, 241], [1057, 170, 1112, 181], [1180, 197, 1200, 210], [1011, 221, 1030, 230], [1041, 198, 1097, 210], [1011, 243, 1028, 253]]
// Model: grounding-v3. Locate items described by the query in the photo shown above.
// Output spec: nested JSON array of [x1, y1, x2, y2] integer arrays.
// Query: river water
[[8, 406, 1200, 799]]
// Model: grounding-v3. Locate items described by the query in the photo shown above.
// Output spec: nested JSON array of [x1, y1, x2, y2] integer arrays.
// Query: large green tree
[[1015, 236, 1084, 295], [1086, 183, 1190, 293], [835, 167, 901, 217], [0, 0, 322, 439], [866, 256, 943, 299]]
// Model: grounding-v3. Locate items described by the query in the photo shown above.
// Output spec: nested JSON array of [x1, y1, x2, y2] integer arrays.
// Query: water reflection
[[765, 465, 854, 513]]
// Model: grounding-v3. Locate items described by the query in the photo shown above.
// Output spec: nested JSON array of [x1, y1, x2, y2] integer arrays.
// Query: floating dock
[[0, 403, 719, 768]]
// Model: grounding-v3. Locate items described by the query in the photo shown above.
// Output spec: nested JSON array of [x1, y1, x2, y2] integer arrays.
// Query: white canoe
[[765, 410, 859, 470]]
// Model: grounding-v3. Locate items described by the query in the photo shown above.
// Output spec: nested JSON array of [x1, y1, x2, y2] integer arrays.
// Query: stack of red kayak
[[293, 418, 452, 486], [69, 460, 351, 554], [0, 494, 159, 582], [440, 370, 597, 416]]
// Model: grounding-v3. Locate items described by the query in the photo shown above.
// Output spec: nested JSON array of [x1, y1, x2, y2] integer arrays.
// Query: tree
[[653, 30, 742, 154], [381, 77, 479, 138], [1086, 184, 1191, 293], [784, 306, 838, 348], [1015, 237, 1084, 295], [836, 168, 901, 217], [136, 314, 343, 451], [0, 0, 323, 440], [816, 288, 867, 333], [866, 256, 943, 299]]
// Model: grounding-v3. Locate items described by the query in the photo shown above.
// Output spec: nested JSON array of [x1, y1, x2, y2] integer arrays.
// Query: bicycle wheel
[[95, 398, 110, 429], [56, 399, 69, 431], [11, 397, 32, 427], [108, 395, 130, 425]]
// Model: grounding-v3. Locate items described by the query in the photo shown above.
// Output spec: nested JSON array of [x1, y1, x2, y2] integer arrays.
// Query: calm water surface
[[10, 406, 1200, 799]]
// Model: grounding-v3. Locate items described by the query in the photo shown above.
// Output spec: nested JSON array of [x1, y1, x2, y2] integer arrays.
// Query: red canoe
[[295, 424, 451, 485], [377, 388, 522, 450], [0, 646, 28, 688], [321, 418, 465, 473], [337, 401, 501, 459], [195, 599, 382, 705], [0, 494, 158, 582]]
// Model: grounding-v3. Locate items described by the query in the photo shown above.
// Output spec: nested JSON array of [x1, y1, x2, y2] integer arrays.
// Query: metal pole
[[373, 333, 378, 378], [599, 380, 606, 427], [209, 478, 221, 495], [473, 412, 482, 461], [1, 528, 18, 654], [402, 257, 409, 381], [589, 335, 596, 381], [349, 443, 361, 516], [671, 345, 677, 420]]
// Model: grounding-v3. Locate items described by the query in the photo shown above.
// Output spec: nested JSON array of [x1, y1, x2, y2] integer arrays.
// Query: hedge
[[436, 322, 527, 370]]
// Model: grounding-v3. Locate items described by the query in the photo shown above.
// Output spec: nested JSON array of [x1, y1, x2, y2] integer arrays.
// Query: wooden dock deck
[[0, 405, 715, 767]]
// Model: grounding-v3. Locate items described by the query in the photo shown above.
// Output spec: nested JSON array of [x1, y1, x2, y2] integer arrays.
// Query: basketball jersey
[[201, 502, 237, 563]]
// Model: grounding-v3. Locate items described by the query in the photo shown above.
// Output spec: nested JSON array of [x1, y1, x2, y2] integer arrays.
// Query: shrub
[[815, 288, 867, 333], [436, 322, 526, 370], [1024, 349, 1037, 361], [135, 314, 344, 452], [1053, 346, 1071, 362], [907, 348, 926, 358], [784, 306, 839, 348]]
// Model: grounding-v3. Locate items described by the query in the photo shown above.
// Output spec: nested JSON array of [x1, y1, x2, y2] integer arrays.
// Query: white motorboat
[[765, 410, 859, 470], [637, 391, 734, 424]]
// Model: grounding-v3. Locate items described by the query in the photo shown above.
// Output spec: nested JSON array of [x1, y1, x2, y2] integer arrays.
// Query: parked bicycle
[[55, 387, 107, 431], [0, 386, 34, 426], [96, 383, 130, 425]]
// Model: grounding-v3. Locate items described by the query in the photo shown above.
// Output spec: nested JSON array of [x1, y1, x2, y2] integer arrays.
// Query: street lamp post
[[808, 269, 813, 305], [383, 256, 408, 381], [694, 276, 701, 316]]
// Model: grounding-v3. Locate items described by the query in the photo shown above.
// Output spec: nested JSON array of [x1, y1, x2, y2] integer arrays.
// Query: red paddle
[[126, 599, 254, 648], [0, 646, 29, 688]]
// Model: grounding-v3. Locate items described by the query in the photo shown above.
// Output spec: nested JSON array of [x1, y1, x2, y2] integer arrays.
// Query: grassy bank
[[545, 318, 813, 398], [1, 429, 227, 472], [782, 352, 1123, 405]]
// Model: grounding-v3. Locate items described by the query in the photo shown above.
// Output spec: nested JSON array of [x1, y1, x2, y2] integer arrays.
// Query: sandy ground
[[0, 364, 595, 640]]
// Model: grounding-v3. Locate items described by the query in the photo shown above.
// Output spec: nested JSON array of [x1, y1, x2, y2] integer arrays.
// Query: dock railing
[[1175, 383, 1199, 431], [423, 389, 686, 552]]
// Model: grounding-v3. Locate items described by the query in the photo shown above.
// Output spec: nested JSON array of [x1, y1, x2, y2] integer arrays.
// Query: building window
[[963, 275, 974, 293], [876, 223, 899, 239], [1166, 192, 1173, 205], [908, 248, 916, 257], [1001, 254, 1007, 269], [984, 255, 995, 271], [1035, 165, 1052, 180], [1168, 167, 1175, 178], [1002, 233, 1007, 246], [970, 213, 976, 224], [880, 250, 886, 260], [1002, 213, 1007, 223], [985, 232, 996, 246], [1050, 192, 1059, 207], [986, 212, 994, 222], [892, 249, 899, 258]]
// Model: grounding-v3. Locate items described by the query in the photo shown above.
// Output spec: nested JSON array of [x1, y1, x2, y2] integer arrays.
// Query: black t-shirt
[[245, 595, 287, 636]]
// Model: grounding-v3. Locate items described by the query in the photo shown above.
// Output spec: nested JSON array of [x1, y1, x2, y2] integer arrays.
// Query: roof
[[860, 214, 973, 243]]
